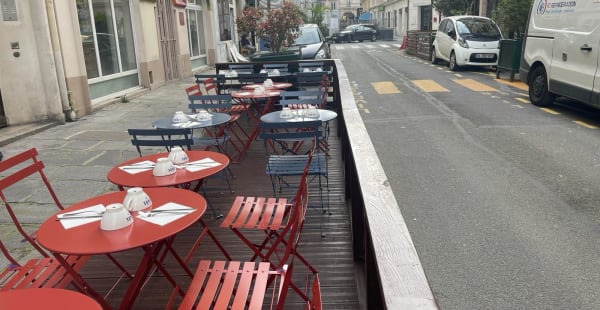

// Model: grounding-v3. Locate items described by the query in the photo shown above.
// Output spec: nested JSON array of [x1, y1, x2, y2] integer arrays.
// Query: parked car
[[431, 16, 502, 71], [329, 24, 378, 43], [291, 24, 331, 59]]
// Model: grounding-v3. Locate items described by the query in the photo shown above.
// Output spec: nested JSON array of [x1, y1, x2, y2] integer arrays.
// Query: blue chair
[[128, 128, 194, 157], [259, 120, 329, 218], [278, 90, 326, 109]]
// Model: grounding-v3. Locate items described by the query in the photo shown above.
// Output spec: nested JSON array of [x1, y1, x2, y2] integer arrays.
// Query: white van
[[520, 1, 600, 107], [431, 16, 502, 71]]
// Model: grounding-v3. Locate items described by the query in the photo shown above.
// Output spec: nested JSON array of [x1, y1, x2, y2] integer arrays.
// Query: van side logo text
[[536, 0, 576, 15]]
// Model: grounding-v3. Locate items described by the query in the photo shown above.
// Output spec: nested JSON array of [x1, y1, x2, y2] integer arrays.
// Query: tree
[[491, 0, 532, 38], [433, 0, 474, 16], [236, 2, 303, 53]]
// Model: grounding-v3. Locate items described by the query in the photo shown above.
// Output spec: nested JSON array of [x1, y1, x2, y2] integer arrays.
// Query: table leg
[[118, 243, 163, 310]]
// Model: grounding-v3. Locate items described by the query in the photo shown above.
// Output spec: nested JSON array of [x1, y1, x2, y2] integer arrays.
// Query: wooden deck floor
[[78, 120, 361, 309]]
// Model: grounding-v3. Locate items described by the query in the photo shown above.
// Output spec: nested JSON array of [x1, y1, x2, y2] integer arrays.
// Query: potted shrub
[[236, 2, 303, 61]]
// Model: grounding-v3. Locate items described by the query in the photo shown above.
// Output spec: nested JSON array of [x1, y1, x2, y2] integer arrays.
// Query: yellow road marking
[[515, 97, 529, 104], [495, 78, 529, 91], [412, 80, 449, 92], [371, 81, 401, 94], [540, 107, 560, 115], [453, 79, 498, 92], [574, 121, 597, 129]]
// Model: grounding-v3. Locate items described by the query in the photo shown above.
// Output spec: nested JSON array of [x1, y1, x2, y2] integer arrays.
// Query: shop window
[[187, 2, 206, 58], [76, 0, 137, 79]]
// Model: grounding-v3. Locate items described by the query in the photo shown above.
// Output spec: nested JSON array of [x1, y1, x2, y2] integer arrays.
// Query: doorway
[[156, 0, 180, 81]]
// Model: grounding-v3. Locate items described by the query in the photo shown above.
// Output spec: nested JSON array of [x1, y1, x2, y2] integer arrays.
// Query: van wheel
[[449, 52, 460, 71], [529, 66, 555, 107], [431, 48, 439, 64], [371, 35, 377, 42]]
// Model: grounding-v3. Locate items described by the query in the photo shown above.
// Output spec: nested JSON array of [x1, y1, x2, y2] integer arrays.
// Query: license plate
[[475, 54, 494, 59]]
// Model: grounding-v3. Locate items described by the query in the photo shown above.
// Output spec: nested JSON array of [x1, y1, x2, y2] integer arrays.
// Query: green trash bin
[[496, 39, 522, 81]]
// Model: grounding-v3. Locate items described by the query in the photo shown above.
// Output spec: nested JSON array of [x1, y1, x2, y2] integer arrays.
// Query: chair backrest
[[0, 148, 63, 257], [295, 71, 330, 91], [188, 94, 233, 113], [262, 63, 289, 73], [194, 74, 226, 94], [279, 90, 324, 109], [237, 72, 268, 85], [298, 61, 325, 72], [128, 128, 193, 156], [228, 63, 255, 74], [259, 120, 323, 155], [185, 84, 202, 97]]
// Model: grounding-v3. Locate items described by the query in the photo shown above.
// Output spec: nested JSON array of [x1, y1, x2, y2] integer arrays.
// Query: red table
[[37, 188, 206, 309], [107, 150, 229, 191], [0, 288, 102, 309]]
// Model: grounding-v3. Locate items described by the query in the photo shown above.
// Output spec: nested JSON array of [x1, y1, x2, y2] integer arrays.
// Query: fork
[[138, 209, 193, 217], [60, 210, 105, 217]]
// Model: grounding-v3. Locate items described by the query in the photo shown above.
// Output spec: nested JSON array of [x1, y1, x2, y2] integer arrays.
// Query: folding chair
[[298, 61, 326, 72], [279, 90, 325, 109], [185, 84, 203, 97], [0, 148, 130, 290], [128, 128, 194, 157], [0, 240, 83, 291], [259, 120, 330, 229], [194, 74, 227, 94], [181, 152, 321, 309], [295, 71, 330, 92]]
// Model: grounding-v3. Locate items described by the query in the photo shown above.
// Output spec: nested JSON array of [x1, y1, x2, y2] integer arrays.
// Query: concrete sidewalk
[[0, 75, 198, 262]]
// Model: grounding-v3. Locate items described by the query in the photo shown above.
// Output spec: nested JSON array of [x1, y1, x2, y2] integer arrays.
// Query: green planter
[[249, 50, 301, 62], [496, 39, 523, 81]]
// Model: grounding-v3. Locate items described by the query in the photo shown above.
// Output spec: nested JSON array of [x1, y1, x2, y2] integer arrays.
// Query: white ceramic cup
[[168, 146, 189, 164], [153, 157, 176, 176], [253, 86, 265, 95], [172, 111, 188, 123], [195, 109, 212, 121], [263, 79, 273, 87], [100, 203, 133, 231], [306, 106, 320, 118], [123, 187, 152, 212], [280, 107, 293, 119]]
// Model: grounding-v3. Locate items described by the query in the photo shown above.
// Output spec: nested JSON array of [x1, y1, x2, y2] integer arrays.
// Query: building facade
[[0, 0, 244, 128]]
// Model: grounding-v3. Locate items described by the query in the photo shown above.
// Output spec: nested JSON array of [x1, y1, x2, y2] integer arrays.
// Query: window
[[76, 0, 137, 79], [419, 5, 431, 31], [217, 0, 232, 41], [186, 1, 206, 58]]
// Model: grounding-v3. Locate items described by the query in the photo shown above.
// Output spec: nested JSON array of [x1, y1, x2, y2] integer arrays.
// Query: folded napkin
[[56, 204, 106, 230], [136, 202, 195, 226], [185, 158, 222, 172], [119, 160, 155, 174]]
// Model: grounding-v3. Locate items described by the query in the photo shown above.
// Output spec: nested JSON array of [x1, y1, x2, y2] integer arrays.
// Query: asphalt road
[[332, 41, 600, 309]]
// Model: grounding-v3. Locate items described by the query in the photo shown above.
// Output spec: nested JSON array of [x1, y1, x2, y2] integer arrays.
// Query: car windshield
[[343, 25, 357, 31], [456, 18, 501, 40], [293, 27, 321, 45]]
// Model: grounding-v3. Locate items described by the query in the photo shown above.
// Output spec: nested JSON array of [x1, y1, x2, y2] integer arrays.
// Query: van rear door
[[548, 6, 600, 105]]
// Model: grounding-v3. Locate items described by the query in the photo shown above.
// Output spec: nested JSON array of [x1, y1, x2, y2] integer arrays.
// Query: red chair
[[0, 148, 129, 291], [180, 154, 321, 309]]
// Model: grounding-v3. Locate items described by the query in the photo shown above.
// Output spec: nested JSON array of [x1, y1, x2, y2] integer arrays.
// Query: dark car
[[291, 24, 331, 59], [329, 24, 378, 43]]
